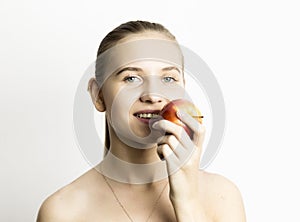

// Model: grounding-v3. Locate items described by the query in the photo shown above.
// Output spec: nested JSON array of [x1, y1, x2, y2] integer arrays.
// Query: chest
[[82, 194, 177, 222], [77, 178, 216, 222]]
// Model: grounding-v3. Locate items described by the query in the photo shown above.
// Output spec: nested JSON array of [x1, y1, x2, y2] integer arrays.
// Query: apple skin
[[159, 99, 203, 138]]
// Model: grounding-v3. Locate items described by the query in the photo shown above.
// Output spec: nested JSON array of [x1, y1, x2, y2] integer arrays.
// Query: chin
[[131, 124, 152, 138]]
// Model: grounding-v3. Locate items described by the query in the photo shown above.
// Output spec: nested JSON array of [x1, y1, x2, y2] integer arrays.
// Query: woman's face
[[102, 60, 185, 139], [99, 33, 186, 148]]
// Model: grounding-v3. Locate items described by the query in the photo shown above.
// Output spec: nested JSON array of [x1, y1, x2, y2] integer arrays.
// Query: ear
[[88, 77, 106, 112]]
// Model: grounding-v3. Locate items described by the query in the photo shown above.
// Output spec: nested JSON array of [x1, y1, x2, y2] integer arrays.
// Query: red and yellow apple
[[159, 99, 203, 138]]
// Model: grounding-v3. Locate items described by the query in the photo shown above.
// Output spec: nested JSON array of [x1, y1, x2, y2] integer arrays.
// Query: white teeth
[[137, 113, 159, 118]]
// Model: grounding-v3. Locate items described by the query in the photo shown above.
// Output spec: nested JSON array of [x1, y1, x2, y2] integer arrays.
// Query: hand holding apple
[[159, 99, 203, 138], [152, 99, 207, 221]]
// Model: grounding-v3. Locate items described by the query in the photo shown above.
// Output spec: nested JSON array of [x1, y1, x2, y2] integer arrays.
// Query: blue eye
[[163, 76, 176, 83], [124, 76, 141, 83]]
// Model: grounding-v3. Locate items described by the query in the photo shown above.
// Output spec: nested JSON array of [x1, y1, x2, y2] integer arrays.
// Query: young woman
[[37, 21, 246, 222]]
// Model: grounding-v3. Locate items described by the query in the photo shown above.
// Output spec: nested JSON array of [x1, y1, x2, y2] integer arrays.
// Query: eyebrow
[[161, 66, 181, 73], [116, 66, 181, 75], [116, 67, 143, 75]]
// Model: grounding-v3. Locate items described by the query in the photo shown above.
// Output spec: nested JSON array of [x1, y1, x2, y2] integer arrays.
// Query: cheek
[[105, 85, 140, 130], [101, 84, 119, 112], [109, 87, 164, 147], [110, 88, 138, 118]]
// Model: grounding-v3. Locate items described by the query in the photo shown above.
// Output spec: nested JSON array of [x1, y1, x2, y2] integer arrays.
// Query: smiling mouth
[[134, 110, 160, 119], [135, 113, 160, 119]]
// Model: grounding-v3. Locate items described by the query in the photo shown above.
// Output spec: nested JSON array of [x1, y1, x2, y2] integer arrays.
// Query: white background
[[1, 0, 299, 221]]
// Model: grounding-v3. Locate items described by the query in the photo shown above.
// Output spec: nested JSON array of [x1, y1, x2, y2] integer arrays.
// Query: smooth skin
[[37, 33, 246, 222]]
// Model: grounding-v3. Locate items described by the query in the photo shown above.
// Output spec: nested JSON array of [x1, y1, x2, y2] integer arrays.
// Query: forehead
[[96, 38, 183, 85]]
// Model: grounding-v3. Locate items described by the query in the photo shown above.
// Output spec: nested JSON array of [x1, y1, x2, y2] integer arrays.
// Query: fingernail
[[156, 136, 164, 143], [152, 122, 159, 129], [176, 110, 184, 118]]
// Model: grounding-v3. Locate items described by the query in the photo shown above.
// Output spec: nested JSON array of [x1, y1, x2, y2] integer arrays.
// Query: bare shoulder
[[37, 169, 102, 222], [199, 171, 247, 222]]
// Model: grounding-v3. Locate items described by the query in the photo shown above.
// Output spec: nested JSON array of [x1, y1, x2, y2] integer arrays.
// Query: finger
[[157, 144, 177, 160], [153, 120, 194, 149], [157, 144, 181, 174], [157, 135, 187, 159], [192, 123, 205, 148], [153, 120, 201, 165], [176, 110, 206, 146]]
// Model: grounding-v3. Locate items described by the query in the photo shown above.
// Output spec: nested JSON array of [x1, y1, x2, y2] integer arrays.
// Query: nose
[[139, 77, 167, 104], [140, 93, 164, 104]]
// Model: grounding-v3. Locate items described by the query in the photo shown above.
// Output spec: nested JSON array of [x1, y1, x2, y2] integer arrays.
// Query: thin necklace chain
[[100, 169, 168, 222]]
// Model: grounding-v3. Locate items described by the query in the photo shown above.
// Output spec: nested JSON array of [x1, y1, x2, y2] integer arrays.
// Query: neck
[[110, 143, 161, 164], [96, 123, 168, 184], [97, 151, 168, 184], [107, 123, 162, 164]]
